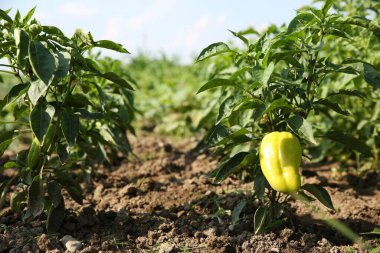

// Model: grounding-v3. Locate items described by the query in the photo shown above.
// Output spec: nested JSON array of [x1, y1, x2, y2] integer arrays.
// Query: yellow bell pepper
[[259, 132, 302, 194]]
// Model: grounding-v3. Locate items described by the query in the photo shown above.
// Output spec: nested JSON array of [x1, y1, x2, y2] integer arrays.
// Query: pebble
[[61, 235, 83, 252]]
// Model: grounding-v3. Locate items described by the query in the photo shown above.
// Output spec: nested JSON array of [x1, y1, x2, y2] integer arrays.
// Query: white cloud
[[104, 16, 124, 41], [172, 14, 227, 51], [126, 0, 183, 31], [58, 2, 99, 18]]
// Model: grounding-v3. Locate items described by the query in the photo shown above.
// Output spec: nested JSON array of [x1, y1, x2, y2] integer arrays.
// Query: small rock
[[120, 185, 139, 196], [60, 235, 83, 252], [177, 210, 186, 218], [93, 184, 104, 200], [203, 227, 217, 237]]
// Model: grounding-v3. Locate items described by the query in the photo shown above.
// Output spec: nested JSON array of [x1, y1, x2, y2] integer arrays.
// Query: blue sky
[[1, 0, 312, 63]]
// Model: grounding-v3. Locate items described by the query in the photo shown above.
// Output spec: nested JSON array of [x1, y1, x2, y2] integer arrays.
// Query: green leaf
[[294, 190, 316, 202], [0, 9, 13, 23], [212, 128, 251, 147], [65, 93, 92, 108], [196, 42, 232, 62], [42, 26, 66, 37], [61, 109, 79, 146], [216, 96, 238, 124], [231, 199, 247, 224], [29, 40, 57, 85], [228, 29, 249, 46], [326, 89, 365, 99], [264, 97, 290, 114], [22, 6, 36, 24], [47, 181, 62, 208], [325, 130, 372, 157], [95, 40, 129, 53], [262, 62, 275, 85], [287, 115, 317, 145], [302, 184, 334, 210], [363, 63, 380, 89], [0, 130, 16, 157], [230, 66, 252, 81], [92, 72, 134, 90], [360, 228, 380, 236], [197, 79, 236, 94], [2, 160, 21, 169], [57, 143, 69, 164], [254, 206, 268, 234], [14, 28, 30, 67], [316, 99, 350, 116], [28, 79, 48, 105], [27, 176, 44, 217], [74, 56, 100, 73], [287, 13, 315, 34], [3, 82, 30, 108], [214, 152, 248, 183], [322, 0, 334, 15], [54, 51, 71, 79], [56, 172, 83, 204], [46, 197, 65, 234], [30, 101, 55, 143]]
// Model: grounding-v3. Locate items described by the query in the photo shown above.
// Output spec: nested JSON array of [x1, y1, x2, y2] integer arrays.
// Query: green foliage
[[0, 8, 134, 231], [197, 0, 379, 234], [91, 53, 217, 136]]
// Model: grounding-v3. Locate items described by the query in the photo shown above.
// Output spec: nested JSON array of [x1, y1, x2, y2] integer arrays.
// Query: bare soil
[[0, 135, 379, 252]]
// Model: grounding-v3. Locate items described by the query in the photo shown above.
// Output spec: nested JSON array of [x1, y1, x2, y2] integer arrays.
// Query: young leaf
[[95, 40, 129, 53], [27, 176, 45, 217], [61, 109, 79, 147], [287, 115, 317, 145], [197, 79, 237, 94], [196, 42, 232, 62], [302, 184, 334, 210], [22, 6, 36, 24], [214, 152, 249, 183], [232, 199, 247, 224], [325, 130, 372, 157], [29, 40, 57, 85], [254, 206, 268, 234], [30, 101, 55, 143], [322, 0, 334, 15]]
